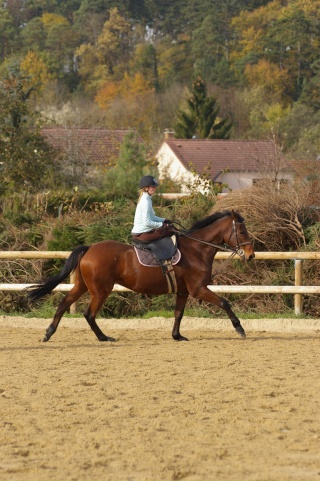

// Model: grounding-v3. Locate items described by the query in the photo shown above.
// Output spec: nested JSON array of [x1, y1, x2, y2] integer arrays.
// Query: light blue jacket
[[132, 192, 165, 233]]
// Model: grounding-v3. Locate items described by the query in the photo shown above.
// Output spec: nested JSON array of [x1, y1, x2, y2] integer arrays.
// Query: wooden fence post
[[294, 259, 303, 316]]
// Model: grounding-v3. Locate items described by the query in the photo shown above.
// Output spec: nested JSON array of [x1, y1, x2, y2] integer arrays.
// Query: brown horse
[[27, 210, 255, 342]]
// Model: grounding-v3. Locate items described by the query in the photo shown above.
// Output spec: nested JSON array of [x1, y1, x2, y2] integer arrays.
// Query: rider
[[132, 175, 174, 242]]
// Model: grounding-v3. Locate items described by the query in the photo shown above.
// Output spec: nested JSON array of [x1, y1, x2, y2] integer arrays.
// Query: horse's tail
[[27, 245, 90, 302]]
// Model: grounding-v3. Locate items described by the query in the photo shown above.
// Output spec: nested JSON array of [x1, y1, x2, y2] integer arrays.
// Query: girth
[[132, 236, 179, 293]]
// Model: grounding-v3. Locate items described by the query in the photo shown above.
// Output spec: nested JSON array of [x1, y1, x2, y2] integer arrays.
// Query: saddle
[[133, 235, 178, 260], [133, 235, 180, 293]]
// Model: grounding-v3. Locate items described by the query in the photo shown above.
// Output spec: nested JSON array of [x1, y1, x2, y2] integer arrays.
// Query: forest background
[[1, 0, 320, 318]]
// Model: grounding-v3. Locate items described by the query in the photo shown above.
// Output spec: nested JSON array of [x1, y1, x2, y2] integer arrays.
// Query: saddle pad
[[134, 246, 181, 267]]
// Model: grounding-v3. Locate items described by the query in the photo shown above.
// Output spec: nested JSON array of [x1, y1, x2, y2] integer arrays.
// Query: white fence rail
[[1, 251, 320, 315]]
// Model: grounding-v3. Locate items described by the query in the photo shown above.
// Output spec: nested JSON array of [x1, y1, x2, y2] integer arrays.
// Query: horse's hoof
[[235, 326, 246, 339], [98, 335, 116, 342], [173, 335, 189, 342], [42, 335, 49, 342]]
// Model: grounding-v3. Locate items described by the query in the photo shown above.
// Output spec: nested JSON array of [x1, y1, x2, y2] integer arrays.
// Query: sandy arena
[[1, 316, 320, 481]]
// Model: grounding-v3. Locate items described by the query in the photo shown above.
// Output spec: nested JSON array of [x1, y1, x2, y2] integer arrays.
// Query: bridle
[[226, 219, 253, 259], [172, 219, 253, 260]]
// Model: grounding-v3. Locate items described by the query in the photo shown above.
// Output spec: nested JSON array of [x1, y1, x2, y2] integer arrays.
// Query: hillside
[[1, 1, 320, 152]]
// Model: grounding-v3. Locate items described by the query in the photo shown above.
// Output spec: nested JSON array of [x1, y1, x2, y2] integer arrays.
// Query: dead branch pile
[[213, 180, 320, 251]]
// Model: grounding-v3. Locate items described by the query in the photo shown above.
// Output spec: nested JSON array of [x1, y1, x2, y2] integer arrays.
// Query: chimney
[[164, 129, 175, 140]]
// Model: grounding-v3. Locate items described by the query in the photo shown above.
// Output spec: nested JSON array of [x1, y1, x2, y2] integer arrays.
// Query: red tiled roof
[[164, 139, 289, 179], [42, 128, 143, 165]]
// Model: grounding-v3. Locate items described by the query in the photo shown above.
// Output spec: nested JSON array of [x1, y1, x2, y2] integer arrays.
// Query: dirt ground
[[1, 316, 320, 481]]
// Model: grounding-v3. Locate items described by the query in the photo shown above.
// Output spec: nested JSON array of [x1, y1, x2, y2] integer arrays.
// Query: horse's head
[[185, 209, 255, 261], [223, 210, 255, 261]]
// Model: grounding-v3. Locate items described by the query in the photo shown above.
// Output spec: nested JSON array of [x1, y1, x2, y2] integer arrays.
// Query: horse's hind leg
[[83, 284, 115, 342], [172, 293, 189, 341], [43, 282, 87, 342]]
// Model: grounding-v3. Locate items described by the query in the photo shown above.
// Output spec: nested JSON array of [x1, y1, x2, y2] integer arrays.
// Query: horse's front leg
[[172, 293, 189, 341], [194, 287, 246, 338]]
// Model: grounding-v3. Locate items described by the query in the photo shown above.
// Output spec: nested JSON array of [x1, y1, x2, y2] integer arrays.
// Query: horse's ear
[[231, 209, 236, 220]]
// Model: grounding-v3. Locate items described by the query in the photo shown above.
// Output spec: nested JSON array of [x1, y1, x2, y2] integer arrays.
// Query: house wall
[[157, 144, 196, 192], [157, 143, 294, 193], [216, 171, 293, 192]]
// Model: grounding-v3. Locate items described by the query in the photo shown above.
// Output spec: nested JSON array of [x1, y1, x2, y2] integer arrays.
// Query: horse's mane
[[187, 210, 244, 233]]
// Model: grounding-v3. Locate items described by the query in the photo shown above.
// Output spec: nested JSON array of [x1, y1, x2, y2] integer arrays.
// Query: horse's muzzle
[[237, 248, 255, 262], [243, 249, 255, 262], [246, 252, 255, 262], [238, 247, 255, 262]]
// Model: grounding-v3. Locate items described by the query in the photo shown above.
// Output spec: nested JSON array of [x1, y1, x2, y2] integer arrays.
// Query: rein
[[172, 220, 252, 259], [177, 231, 238, 253]]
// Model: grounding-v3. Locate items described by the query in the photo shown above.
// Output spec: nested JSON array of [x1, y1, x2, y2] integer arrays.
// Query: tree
[[24, 0, 58, 18], [230, 1, 319, 101], [174, 77, 232, 139], [0, 63, 58, 195], [5, 0, 26, 28], [95, 7, 132, 77], [94, 80, 119, 108], [102, 131, 149, 199], [265, 4, 312, 96], [131, 43, 160, 92], [20, 17, 46, 53], [244, 59, 293, 105], [75, 7, 133, 92], [0, 7, 18, 61], [43, 13, 80, 83], [145, 0, 187, 40], [20, 51, 51, 92], [299, 59, 320, 111]]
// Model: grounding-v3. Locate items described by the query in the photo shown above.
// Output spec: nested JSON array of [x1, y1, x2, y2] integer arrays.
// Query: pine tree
[[174, 76, 232, 139]]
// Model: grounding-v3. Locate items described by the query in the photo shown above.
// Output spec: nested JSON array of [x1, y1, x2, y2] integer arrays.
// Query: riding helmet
[[139, 175, 159, 188]]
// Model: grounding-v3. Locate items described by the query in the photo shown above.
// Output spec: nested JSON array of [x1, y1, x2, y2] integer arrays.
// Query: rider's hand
[[164, 219, 172, 224]]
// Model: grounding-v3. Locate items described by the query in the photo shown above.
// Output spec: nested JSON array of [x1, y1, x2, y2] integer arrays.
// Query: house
[[156, 132, 293, 193], [42, 128, 143, 177]]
